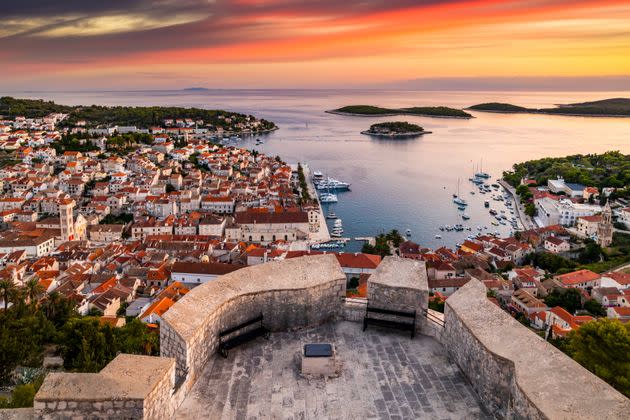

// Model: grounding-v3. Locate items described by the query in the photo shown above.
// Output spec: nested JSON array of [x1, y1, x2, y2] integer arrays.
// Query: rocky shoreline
[[360, 130, 433, 137]]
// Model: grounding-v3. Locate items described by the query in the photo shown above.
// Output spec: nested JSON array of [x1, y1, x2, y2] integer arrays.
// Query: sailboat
[[453, 178, 468, 206], [475, 158, 490, 178]]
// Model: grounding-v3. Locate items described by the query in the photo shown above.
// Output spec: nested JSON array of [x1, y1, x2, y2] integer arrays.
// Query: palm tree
[[0, 279, 18, 310], [42, 291, 62, 320], [23, 278, 44, 307]]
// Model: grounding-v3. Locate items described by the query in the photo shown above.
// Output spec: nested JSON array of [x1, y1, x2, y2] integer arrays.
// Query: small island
[[468, 98, 630, 117], [361, 121, 432, 137], [327, 105, 473, 119]]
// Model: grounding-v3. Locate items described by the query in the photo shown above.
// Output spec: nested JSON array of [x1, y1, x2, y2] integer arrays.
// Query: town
[[0, 102, 629, 408]]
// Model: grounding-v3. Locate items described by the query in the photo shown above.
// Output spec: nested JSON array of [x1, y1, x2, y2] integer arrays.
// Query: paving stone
[[175, 321, 490, 419]]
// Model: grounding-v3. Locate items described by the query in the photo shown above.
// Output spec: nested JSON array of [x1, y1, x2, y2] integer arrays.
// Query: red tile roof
[[555, 269, 601, 286]]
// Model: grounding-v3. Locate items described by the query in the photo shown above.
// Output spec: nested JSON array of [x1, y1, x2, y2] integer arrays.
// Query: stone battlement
[[160, 254, 347, 404], [30, 255, 629, 419], [443, 279, 630, 419]]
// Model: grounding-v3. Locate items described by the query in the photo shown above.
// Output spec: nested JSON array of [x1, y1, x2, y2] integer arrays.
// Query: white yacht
[[319, 193, 338, 203], [316, 177, 351, 191]]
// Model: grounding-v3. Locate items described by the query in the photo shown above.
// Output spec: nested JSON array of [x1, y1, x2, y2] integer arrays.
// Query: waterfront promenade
[[498, 179, 536, 230], [303, 164, 330, 242]]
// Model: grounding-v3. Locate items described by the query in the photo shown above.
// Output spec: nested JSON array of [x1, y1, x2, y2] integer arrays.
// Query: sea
[[12, 89, 630, 249]]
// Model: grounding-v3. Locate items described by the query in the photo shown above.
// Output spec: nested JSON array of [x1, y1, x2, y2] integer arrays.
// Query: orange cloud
[[2, 0, 630, 88]]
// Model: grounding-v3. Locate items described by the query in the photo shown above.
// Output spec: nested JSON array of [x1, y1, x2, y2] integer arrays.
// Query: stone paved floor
[[176, 322, 491, 420]]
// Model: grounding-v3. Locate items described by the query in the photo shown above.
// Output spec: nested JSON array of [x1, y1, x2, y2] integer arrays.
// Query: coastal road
[[303, 164, 330, 242], [499, 180, 536, 231]]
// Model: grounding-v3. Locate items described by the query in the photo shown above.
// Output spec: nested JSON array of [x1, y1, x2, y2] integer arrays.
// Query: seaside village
[[0, 111, 630, 356]]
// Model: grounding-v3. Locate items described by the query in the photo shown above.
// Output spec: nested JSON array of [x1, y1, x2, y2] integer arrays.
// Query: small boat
[[484, 200, 490, 208], [316, 177, 351, 191], [457, 205, 467, 211], [470, 191, 475, 195], [435, 235, 442, 239], [462, 214, 470, 220], [313, 170, 324, 180], [326, 211, 337, 219], [406, 229, 412, 236], [439, 226, 445, 231], [489, 209, 498, 215], [330, 231, 342, 238], [319, 193, 338, 203], [454, 197, 468, 206]]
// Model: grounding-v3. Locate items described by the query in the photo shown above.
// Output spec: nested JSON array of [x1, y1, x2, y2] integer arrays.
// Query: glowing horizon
[[2, 0, 630, 90]]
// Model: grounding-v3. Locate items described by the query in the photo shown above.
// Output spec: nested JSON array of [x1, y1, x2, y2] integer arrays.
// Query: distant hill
[[327, 105, 472, 119], [182, 87, 210, 92], [560, 98, 630, 111], [468, 98, 630, 117]]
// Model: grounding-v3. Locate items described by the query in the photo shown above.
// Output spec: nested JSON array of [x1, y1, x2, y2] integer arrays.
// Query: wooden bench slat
[[219, 314, 264, 337], [363, 305, 416, 338], [218, 314, 269, 358], [366, 306, 415, 318]]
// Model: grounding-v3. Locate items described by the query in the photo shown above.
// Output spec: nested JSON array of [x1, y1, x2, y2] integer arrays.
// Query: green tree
[[578, 240, 602, 264], [569, 319, 630, 397], [524, 202, 537, 217], [23, 278, 43, 307], [386, 229, 404, 248], [0, 279, 18, 310], [41, 292, 75, 328], [114, 319, 160, 356], [583, 299, 606, 317], [544, 289, 583, 314], [60, 318, 117, 372]]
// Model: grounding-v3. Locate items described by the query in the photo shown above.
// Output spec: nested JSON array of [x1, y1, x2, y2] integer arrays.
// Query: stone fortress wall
[[33, 354, 176, 419], [442, 279, 630, 419], [160, 254, 347, 407], [30, 255, 630, 419]]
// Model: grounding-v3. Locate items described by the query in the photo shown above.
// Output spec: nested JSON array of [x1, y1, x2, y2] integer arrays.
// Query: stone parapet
[[367, 256, 429, 333], [443, 279, 630, 419], [34, 354, 175, 419], [160, 254, 347, 401]]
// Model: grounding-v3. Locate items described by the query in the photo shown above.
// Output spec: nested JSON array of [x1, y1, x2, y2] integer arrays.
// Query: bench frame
[[218, 314, 270, 358], [363, 305, 416, 338]]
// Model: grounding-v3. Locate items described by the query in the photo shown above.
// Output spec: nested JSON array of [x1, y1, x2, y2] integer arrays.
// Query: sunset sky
[[2, 0, 630, 90]]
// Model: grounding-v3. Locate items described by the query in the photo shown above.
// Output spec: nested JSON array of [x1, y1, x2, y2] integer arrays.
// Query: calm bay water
[[14, 89, 630, 248]]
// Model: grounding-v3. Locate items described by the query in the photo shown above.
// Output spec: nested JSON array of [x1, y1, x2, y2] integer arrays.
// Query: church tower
[[597, 201, 613, 247], [59, 198, 76, 242]]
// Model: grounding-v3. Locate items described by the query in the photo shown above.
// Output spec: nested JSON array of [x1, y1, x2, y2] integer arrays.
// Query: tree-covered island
[[468, 98, 630, 117], [327, 105, 473, 119], [361, 121, 432, 137], [0, 96, 277, 133]]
